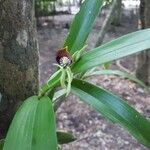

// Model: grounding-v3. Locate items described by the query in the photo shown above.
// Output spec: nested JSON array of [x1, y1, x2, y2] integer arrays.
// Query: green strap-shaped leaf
[[72, 29, 150, 73], [3, 96, 39, 150], [64, 0, 103, 54], [57, 130, 76, 144], [53, 89, 66, 102], [84, 69, 147, 89], [32, 96, 57, 150], [71, 79, 150, 148], [3, 96, 57, 150]]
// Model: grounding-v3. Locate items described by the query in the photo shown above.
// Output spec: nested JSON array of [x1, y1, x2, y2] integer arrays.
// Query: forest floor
[[38, 7, 150, 150]]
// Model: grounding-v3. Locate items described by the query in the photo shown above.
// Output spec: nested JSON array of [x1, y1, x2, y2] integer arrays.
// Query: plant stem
[[38, 71, 61, 99]]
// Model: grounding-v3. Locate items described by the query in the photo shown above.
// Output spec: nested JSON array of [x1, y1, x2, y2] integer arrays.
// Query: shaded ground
[[38, 7, 150, 150]]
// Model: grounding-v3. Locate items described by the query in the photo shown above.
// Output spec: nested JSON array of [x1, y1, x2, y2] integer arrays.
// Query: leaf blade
[[3, 96, 39, 150], [32, 96, 57, 150], [85, 69, 147, 89], [64, 0, 103, 54], [72, 29, 150, 73], [71, 79, 150, 148], [3, 96, 58, 150]]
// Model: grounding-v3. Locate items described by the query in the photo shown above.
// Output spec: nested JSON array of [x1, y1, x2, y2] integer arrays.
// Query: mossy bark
[[0, 0, 39, 138], [136, 0, 150, 85]]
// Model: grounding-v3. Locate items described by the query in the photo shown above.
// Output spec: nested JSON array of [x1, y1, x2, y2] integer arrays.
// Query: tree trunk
[[95, 0, 118, 47], [68, 0, 72, 13], [111, 0, 122, 26], [139, 0, 145, 29], [0, 0, 39, 138], [136, 0, 150, 85]]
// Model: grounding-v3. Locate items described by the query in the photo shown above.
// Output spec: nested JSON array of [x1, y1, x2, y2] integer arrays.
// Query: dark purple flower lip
[[56, 47, 72, 67]]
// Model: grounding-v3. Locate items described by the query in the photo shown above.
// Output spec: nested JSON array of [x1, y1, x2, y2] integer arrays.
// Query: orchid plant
[[2, 0, 150, 150]]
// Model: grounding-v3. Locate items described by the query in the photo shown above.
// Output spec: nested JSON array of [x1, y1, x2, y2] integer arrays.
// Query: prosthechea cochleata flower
[[54, 47, 73, 96], [55, 45, 87, 96]]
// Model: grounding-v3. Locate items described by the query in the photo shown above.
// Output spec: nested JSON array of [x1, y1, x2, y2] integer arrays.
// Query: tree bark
[[0, 0, 39, 138], [136, 0, 150, 85]]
